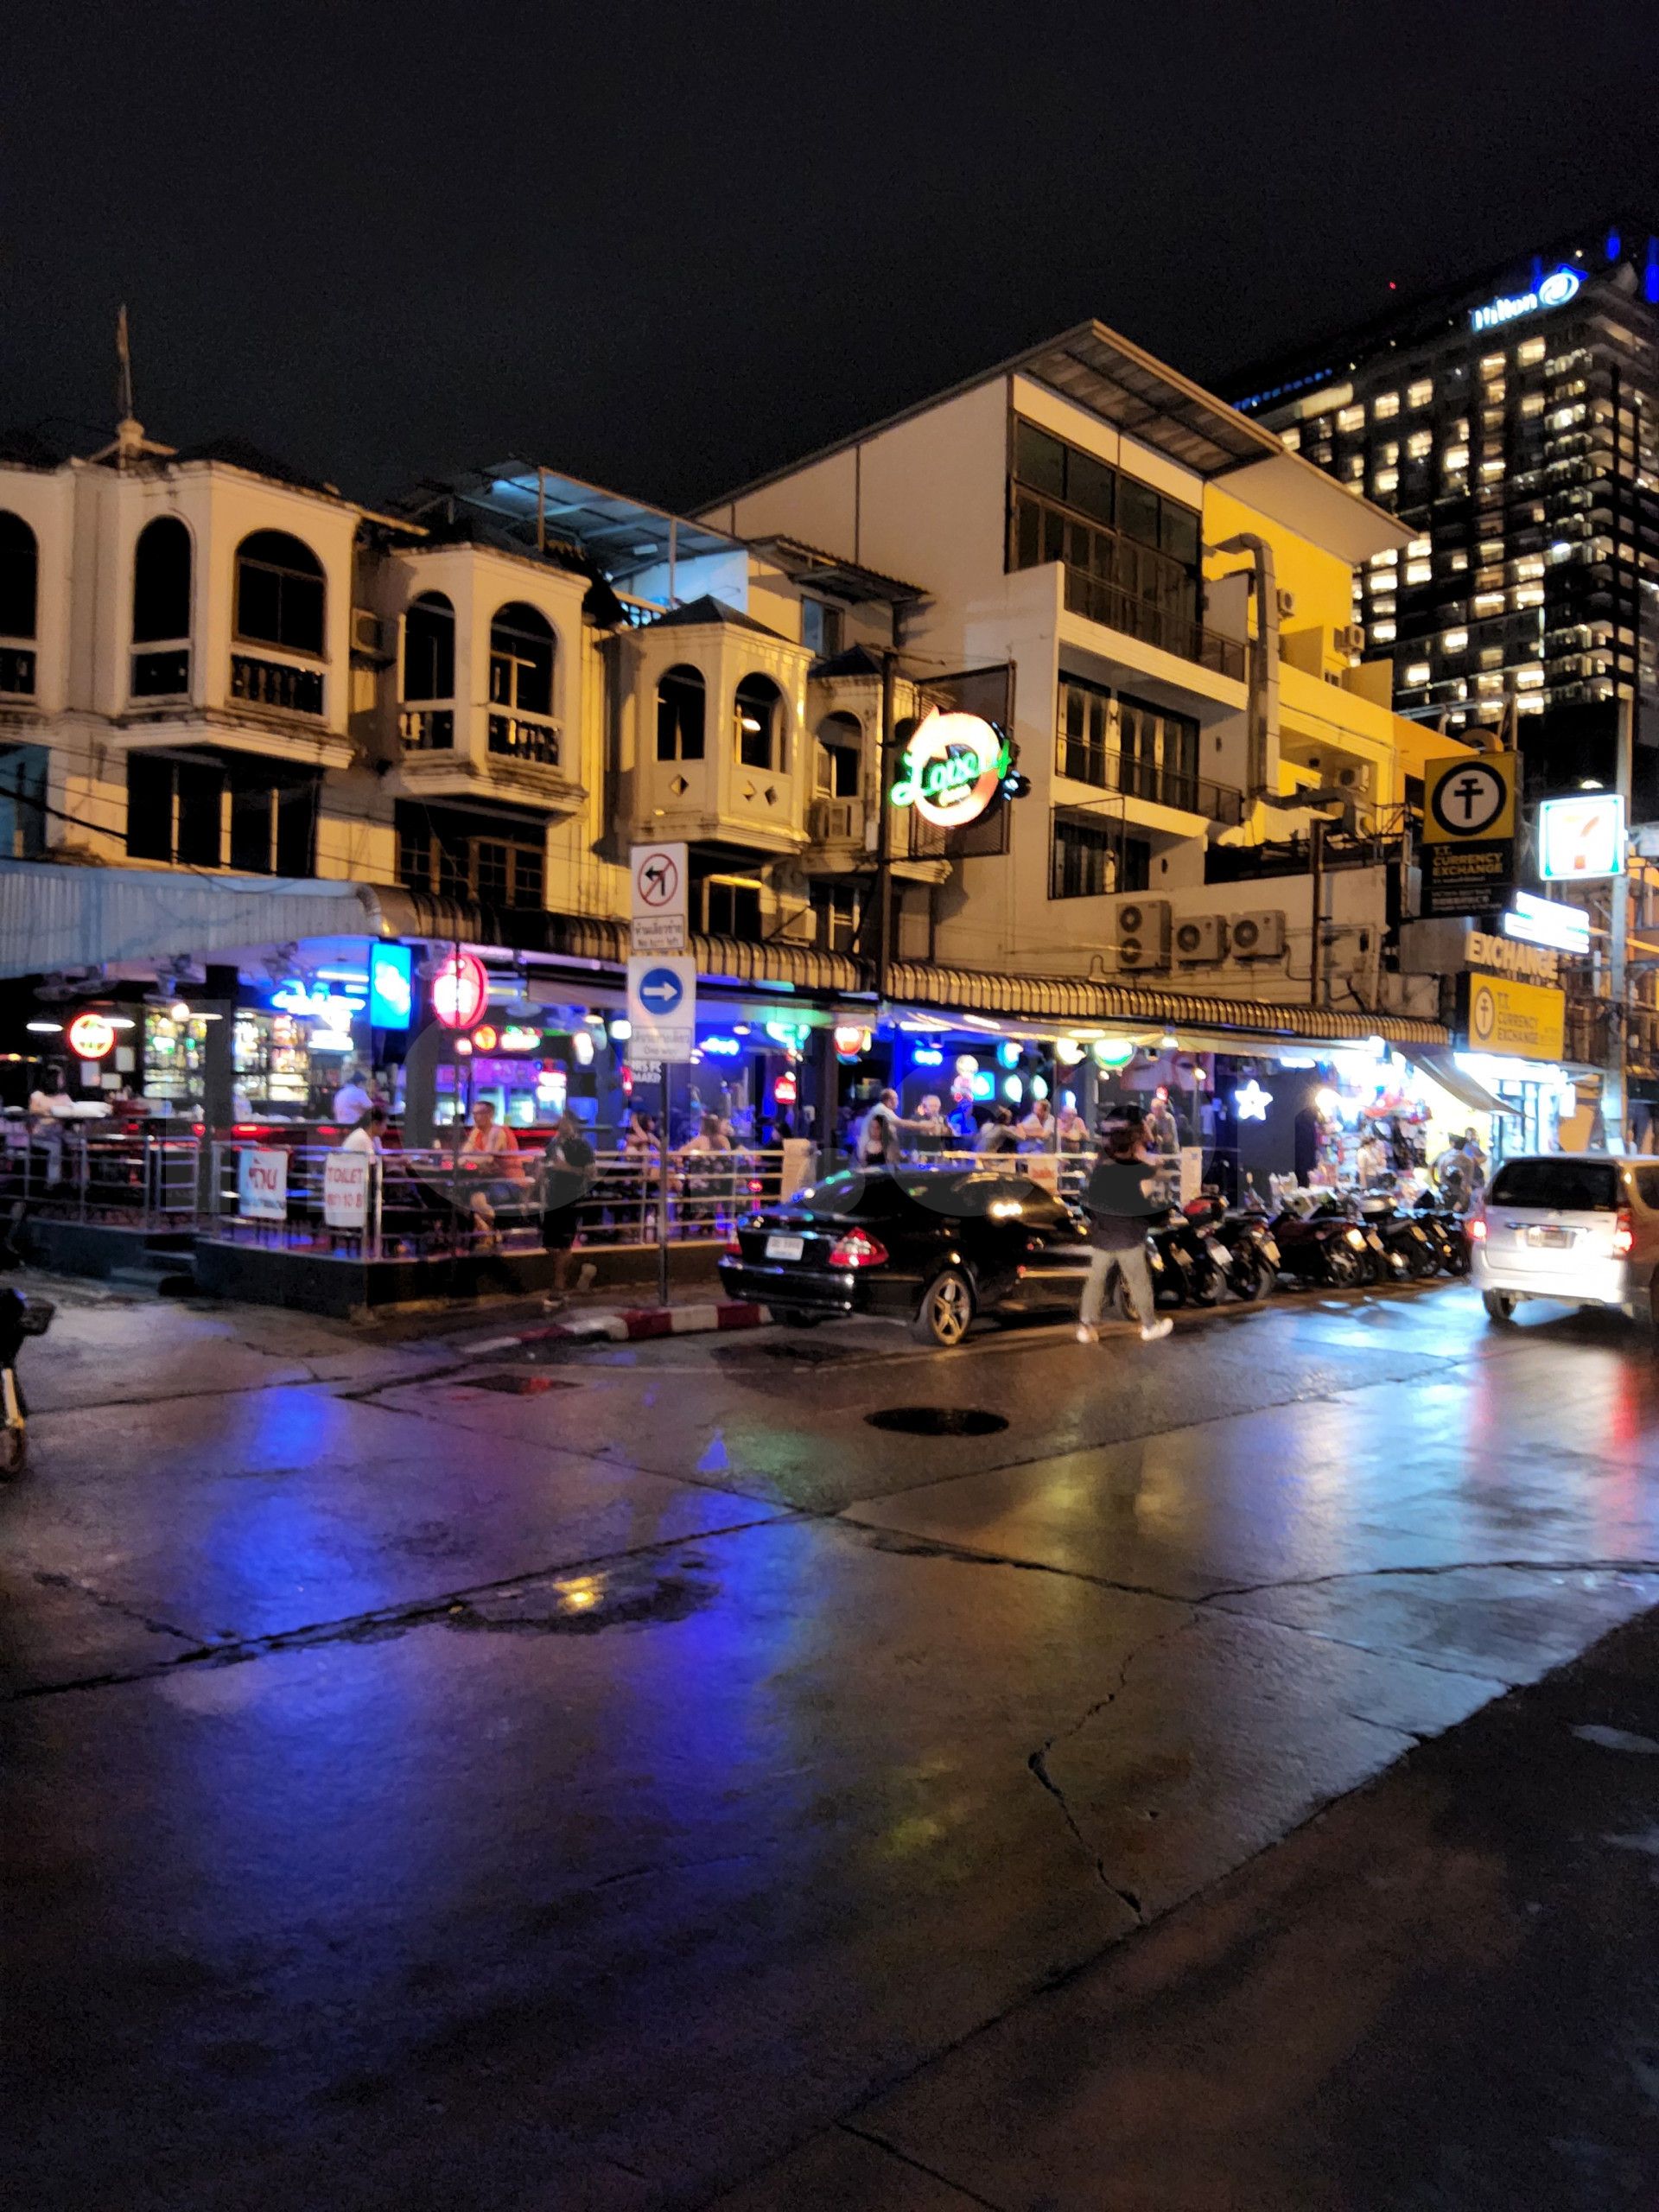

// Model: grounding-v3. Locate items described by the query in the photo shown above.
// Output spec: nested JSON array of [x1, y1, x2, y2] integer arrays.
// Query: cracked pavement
[[8, 1276, 1659, 2207]]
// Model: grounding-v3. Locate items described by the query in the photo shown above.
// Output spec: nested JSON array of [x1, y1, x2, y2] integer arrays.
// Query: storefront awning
[[886, 960, 1448, 1048], [0, 861, 393, 978], [1403, 1050, 1522, 1116]]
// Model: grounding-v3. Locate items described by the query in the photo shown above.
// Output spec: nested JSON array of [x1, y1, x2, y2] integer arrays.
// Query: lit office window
[[1370, 548, 1398, 570], [1281, 426, 1301, 450], [1344, 454, 1365, 480], [1378, 440, 1401, 466], [1371, 594, 1396, 615], [1408, 536, 1430, 557], [1513, 556, 1545, 580], [1443, 445, 1470, 471], [1407, 378, 1433, 408], [1478, 353, 1506, 376], [1479, 460, 1504, 480], [1479, 646, 1503, 668], [1407, 431, 1433, 460], [1442, 629, 1469, 653], [1476, 672, 1504, 696], [1513, 584, 1545, 609], [1473, 594, 1504, 618], [1373, 467, 1399, 493], [1404, 661, 1430, 684], [1516, 338, 1546, 366], [1405, 560, 1433, 584], [1372, 621, 1396, 642], [1448, 551, 1469, 571], [1337, 404, 1366, 432], [1516, 666, 1545, 689], [1521, 392, 1545, 416], [1374, 391, 1400, 419]]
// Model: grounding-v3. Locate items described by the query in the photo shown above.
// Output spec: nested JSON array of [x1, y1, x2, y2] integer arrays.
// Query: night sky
[[5, 3, 1658, 513]]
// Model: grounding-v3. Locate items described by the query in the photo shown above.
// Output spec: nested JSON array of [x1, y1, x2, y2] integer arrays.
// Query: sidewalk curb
[[470, 1300, 772, 1353]]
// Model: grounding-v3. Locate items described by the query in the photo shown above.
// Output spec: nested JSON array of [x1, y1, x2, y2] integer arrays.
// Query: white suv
[[1471, 1153, 1659, 1328]]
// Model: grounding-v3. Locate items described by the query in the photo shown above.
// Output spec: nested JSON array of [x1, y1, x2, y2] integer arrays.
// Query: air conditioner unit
[[351, 608, 387, 658], [1173, 913, 1227, 964], [1334, 761, 1375, 798], [1230, 909, 1287, 960], [1337, 623, 1366, 655], [1116, 898, 1171, 971], [809, 798, 861, 843], [1275, 588, 1297, 620]]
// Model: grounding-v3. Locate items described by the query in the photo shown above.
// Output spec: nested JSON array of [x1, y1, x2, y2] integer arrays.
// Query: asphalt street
[[6, 1275, 1659, 2208]]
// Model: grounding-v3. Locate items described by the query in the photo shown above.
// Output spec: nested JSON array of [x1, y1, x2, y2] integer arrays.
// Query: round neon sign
[[432, 952, 488, 1029], [67, 1013, 116, 1058], [890, 709, 1010, 829]]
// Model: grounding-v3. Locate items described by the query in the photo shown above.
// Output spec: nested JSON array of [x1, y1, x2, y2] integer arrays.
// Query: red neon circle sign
[[432, 952, 488, 1029], [67, 1012, 117, 1058]]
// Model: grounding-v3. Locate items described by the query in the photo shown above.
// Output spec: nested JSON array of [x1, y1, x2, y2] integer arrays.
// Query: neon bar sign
[[890, 709, 1010, 828]]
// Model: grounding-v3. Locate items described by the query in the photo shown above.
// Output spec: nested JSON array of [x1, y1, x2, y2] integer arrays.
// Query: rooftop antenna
[[91, 305, 175, 467]]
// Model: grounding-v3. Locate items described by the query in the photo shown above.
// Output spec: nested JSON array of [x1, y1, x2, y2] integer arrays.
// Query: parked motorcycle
[[1270, 1191, 1375, 1290], [1183, 1194, 1281, 1302], [1148, 1205, 1229, 1306], [1413, 1193, 1471, 1276], [0, 1286, 53, 1478], [1357, 1192, 1439, 1281]]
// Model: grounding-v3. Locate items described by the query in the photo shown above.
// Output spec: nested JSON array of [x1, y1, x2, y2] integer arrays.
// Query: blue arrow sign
[[639, 967, 685, 1013]]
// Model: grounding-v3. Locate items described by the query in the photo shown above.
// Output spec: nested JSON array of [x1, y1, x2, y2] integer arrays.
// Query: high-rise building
[[1226, 218, 1659, 811]]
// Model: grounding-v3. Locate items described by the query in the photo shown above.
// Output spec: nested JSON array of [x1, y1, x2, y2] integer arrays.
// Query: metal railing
[[203, 1142, 797, 1262], [400, 706, 454, 750], [1061, 567, 1246, 682], [0, 1125, 200, 1225], [1054, 736, 1246, 826], [487, 713, 561, 767]]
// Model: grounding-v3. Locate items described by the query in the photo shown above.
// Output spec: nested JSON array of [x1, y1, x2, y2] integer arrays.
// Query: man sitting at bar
[[458, 1101, 524, 1249]]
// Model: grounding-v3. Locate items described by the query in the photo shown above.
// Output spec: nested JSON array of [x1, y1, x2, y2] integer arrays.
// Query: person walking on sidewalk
[[540, 1110, 596, 1310], [1077, 1122, 1172, 1344]]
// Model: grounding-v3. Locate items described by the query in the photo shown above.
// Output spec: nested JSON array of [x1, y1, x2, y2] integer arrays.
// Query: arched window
[[403, 592, 454, 701], [814, 710, 861, 799], [0, 512, 38, 640], [656, 664, 705, 761], [132, 518, 192, 642], [488, 601, 555, 717], [130, 518, 193, 697], [734, 673, 785, 772], [0, 512, 37, 699], [234, 530, 325, 654]]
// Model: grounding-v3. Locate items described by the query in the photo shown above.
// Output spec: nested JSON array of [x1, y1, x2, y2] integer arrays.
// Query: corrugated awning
[[886, 959, 1448, 1047], [0, 861, 391, 978]]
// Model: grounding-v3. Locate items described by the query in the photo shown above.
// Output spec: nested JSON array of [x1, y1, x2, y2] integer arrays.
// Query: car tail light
[[1614, 1208, 1636, 1257], [1467, 1210, 1487, 1243], [721, 1237, 742, 1261], [827, 1229, 887, 1270]]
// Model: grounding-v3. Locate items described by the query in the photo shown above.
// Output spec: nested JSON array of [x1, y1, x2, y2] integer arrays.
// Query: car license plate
[[1527, 1225, 1571, 1249], [766, 1234, 805, 1262]]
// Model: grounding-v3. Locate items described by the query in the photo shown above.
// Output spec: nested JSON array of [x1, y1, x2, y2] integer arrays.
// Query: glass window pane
[[1067, 450, 1116, 525], [1014, 421, 1066, 497], [1160, 504, 1199, 565], [175, 761, 222, 868], [1118, 478, 1160, 547]]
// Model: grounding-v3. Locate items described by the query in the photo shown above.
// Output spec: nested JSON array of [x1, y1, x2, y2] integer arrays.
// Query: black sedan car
[[719, 1166, 1093, 1346]]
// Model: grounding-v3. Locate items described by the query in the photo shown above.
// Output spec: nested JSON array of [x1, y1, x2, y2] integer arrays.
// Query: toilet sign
[[631, 842, 688, 952], [323, 1152, 372, 1229]]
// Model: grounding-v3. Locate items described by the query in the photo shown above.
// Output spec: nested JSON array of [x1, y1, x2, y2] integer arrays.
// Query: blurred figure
[[1078, 1121, 1172, 1344]]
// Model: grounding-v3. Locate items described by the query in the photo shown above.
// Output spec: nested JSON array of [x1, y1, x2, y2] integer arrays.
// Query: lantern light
[[432, 952, 488, 1030]]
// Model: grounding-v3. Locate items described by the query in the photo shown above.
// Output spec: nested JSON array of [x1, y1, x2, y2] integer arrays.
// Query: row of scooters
[[1137, 1185, 1471, 1311]]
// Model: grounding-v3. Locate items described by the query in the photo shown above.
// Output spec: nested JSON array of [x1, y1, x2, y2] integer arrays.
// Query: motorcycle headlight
[[1345, 1228, 1365, 1249]]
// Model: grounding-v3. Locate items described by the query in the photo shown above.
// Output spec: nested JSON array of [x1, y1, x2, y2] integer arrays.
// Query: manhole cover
[[865, 1406, 1008, 1437], [459, 1371, 580, 1395]]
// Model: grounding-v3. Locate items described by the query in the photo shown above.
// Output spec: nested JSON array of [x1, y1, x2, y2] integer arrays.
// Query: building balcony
[[1061, 568, 1245, 683], [230, 652, 324, 717], [397, 702, 584, 813], [1055, 736, 1245, 827]]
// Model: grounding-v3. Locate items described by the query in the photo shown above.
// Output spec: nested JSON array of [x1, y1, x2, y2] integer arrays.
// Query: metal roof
[[743, 534, 927, 607], [457, 463, 741, 583]]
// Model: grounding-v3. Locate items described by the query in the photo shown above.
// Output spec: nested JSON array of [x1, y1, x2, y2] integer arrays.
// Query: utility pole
[[1605, 691, 1635, 1149], [872, 647, 898, 1002]]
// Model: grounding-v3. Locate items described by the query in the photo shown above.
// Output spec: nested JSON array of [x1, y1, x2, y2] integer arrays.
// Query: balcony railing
[[131, 648, 190, 698], [1062, 567, 1246, 683], [1055, 736, 1245, 827], [230, 655, 324, 715], [400, 707, 454, 752], [487, 713, 561, 767], [0, 647, 36, 698]]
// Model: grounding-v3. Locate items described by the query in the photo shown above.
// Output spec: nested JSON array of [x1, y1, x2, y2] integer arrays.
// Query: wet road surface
[[6, 1278, 1659, 2206]]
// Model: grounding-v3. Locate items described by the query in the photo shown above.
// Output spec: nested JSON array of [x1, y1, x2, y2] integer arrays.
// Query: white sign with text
[[323, 1152, 372, 1229], [238, 1147, 289, 1222]]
